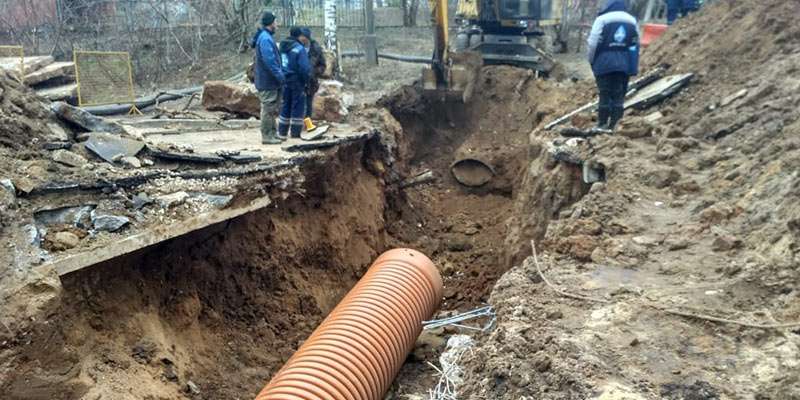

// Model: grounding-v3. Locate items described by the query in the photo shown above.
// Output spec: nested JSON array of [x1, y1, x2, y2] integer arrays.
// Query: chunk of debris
[[85, 132, 146, 163], [185, 381, 200, 395], [51, 149, 88, 167], [624, 73, 695, 110], [222, 153, 262, 164], [149, 147, 225, 164], [42, 142, 72, 151], [720, 89, 748, 108], [91, 211, 130, 233], [36, 83, 78, 102], [201, 81, 259, 117], [712, 235, 742, 252], [24, 61, 75, 86], [401, 169, 435, 188], [51, 231, 80, 250], [0, 179, 15, 208], [34, 205, 96, 229], [282, 132, 374, 152], [51, 102, 126, 134], [644, 111, 664, 123], [46, 122, 71, 142], [133, 192, 154, 210], [193, 193, 233, 208], [157, 191, 189, 208], [120, 156, 142, 168]]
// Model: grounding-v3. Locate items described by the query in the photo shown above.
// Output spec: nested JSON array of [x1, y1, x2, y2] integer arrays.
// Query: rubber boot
[[276, 118, 288, 141], [304, 117, 317, 132]]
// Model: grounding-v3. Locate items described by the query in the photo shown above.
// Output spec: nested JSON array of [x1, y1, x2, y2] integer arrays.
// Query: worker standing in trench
[[586, 0, 640, 132], [252, 12, 286, 145]]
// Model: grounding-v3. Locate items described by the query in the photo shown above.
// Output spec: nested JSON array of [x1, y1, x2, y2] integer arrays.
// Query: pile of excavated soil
[[457, 0, 800, 399], [0, 70, 49, 150]]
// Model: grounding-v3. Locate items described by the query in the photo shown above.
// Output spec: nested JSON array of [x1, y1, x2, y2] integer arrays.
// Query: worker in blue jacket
[[667, 0, 700, 25], [277, 27, 312, 139], [252, 12, 285, 144], [586, 0, 639, 131]]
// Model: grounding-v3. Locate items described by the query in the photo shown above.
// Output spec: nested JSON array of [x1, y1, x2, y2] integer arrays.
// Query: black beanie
[[290, 26, 303, 38], [261, 12, 276, 27]]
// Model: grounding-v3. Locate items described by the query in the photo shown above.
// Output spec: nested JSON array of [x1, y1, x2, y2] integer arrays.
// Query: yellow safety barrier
[[0, 45, 25, 82], [73, 50, 141, 114]]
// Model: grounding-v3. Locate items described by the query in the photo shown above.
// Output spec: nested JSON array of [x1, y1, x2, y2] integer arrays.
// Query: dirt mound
[[0, 70, 49, 150], [457, 1, 800, 399]]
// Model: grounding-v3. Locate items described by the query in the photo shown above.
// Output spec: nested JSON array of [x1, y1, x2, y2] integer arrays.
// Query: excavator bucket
[[422, 51, 482, 103]]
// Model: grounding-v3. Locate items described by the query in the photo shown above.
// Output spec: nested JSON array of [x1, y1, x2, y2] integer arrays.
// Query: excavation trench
[[3, 67, 588, 400]]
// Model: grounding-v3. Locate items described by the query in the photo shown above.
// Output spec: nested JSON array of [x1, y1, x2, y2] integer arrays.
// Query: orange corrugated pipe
[[255, 248, 443, 400]]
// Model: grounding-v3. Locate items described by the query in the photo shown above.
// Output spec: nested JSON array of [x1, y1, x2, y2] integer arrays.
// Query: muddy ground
[[2, 0, 800, 399]]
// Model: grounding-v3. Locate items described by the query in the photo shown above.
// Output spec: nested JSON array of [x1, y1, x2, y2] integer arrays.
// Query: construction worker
[[667, 0, 699, 25], [587, 0, 639, 132], [252, 12, 285, 145], [301, 27, 327, 132], [278, 27, 312, 139]]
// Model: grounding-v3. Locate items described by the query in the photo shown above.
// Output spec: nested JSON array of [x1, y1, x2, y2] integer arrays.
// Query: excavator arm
[[423, 0, 481, 102]]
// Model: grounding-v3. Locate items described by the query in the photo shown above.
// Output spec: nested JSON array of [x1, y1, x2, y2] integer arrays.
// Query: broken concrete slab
[[25, 61, 75, 86], [223, 153, 262, 164], [149, 148, 225, 164], [48, 195, 272, 276], [51, 102, 127, 134], [36, 83, 78, 101], [91, 211, 130, 232], [51, 149, 88, 167], [85, 132, 145, 163], [0, 55, 54, 74], [301, 125, 330, 141], [201, 81, 259, 117], [625, 73, 694, 110], [282, 132, 375, 152], [157, 192, 190, 208], [34, 205, 96, 229]]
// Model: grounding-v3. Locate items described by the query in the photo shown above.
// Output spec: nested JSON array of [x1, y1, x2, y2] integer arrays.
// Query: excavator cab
[[455, 0, 561, 73]]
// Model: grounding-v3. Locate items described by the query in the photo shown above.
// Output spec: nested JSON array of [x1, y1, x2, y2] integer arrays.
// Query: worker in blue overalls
[[277, 27, 311, 139]]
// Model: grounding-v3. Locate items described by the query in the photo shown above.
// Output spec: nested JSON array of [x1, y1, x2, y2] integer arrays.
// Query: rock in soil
[[51, 149, 88, 167], [91, 212, 130, 232], [51, 231, 80, 250], [157, 191, 189, 208]]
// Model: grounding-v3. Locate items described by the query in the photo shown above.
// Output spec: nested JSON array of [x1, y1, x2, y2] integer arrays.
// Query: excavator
[[423, 0, 564, 102]]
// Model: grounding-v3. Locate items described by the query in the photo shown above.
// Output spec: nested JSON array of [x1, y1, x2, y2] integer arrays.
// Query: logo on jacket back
[[614, 26, 627, 43], [281, 54, 289, 68]]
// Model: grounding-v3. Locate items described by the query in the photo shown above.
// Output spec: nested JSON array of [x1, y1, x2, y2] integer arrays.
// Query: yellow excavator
[[423, 0, 564, 101]]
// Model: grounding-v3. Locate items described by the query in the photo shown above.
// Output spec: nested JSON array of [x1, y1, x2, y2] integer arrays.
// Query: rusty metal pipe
[[255, 248, 443, 400]]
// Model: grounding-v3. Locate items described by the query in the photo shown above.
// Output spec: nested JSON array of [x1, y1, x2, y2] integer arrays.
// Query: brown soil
[[2, 1, 800, 398]]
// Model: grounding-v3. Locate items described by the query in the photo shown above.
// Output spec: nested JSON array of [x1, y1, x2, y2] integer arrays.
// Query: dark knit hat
[[300, 27, 312, 40], [261, 12, 276, 27], [290, 26, 304, 38]]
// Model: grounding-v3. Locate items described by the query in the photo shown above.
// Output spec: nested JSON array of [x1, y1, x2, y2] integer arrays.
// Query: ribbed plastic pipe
[[255, 248, 443, 400]]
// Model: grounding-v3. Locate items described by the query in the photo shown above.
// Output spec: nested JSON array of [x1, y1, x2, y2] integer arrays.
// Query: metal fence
[[272, 0, 433, 28], [73, 50, 137, 108]]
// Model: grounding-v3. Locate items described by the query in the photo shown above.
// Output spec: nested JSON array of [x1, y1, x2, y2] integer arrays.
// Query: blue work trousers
[[278, 84, 307, 138]]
